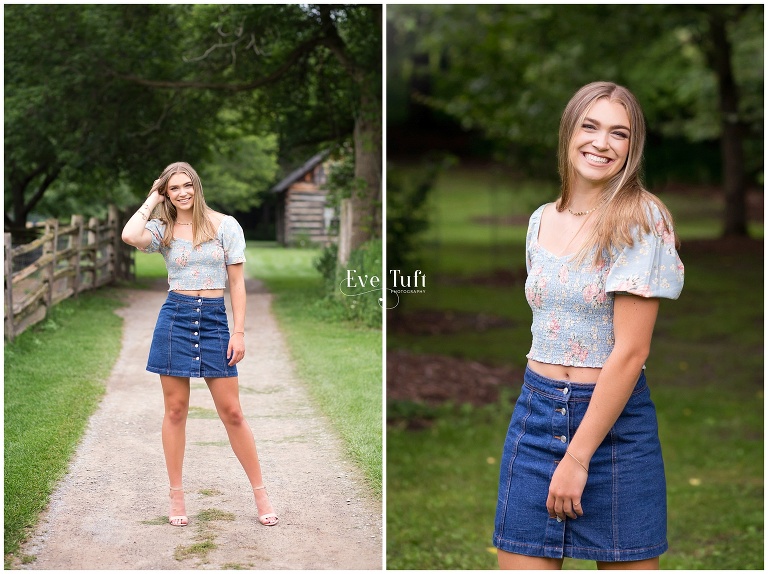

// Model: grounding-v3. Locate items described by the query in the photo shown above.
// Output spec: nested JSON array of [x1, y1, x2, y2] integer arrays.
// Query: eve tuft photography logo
[[339, 269, 426, 309]]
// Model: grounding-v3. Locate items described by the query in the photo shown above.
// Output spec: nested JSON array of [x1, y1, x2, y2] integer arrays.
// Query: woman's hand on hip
[[227, 333, 245, 366], [546, 455, 588, 521]]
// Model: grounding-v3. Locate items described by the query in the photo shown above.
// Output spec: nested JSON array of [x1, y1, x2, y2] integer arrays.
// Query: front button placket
[[546, 382, 571, 548], [191, 303, 202, 377]]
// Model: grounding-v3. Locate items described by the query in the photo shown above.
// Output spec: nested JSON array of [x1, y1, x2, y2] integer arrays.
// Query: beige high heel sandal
[[169, 486, 188, 527], [253, 485, 278, 526]]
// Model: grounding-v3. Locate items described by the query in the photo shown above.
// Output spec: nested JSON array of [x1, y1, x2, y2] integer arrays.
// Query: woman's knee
[[219, 404, 245, 427], [165, 402, 189, 425]]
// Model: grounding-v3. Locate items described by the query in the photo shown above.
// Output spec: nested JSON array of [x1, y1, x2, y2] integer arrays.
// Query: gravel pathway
[[18, 279, 382, 570]]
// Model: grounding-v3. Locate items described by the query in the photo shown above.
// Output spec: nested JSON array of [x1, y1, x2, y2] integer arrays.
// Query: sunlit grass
[[4, 290, 125, 566]]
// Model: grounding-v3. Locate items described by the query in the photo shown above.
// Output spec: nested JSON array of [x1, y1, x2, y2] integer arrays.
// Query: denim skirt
[[493, 366, 667, 562], [146, 291, 237, 379]]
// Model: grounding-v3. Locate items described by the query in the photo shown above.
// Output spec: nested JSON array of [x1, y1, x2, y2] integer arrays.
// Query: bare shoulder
[[539, 202, 559, 223]]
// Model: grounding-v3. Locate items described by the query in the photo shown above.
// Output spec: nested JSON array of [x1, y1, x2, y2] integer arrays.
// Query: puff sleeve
[[605, 207, 684, 299], [220, 216, 246, 265], [138, 219, 165, 253], [525, 205, 546, 273]]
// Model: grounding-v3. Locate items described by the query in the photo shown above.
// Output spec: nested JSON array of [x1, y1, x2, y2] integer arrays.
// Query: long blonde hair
[[148, 162, 216, 247], [557, 82, 679, 266]]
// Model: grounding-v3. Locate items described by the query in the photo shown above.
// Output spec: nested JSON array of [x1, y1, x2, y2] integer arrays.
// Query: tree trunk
[[6, 165, 62, 232], [707, 10, 749, 237], [335, 6, 382, 264], [338, 96, 382, 263]]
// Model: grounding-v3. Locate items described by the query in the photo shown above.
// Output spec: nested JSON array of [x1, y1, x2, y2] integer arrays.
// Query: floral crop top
[[525, 203, 684, 367], [139, 216, 246, 291]]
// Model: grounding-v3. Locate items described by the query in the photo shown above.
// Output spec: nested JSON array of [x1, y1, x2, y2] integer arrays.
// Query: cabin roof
[[271, 149, 331, 193]]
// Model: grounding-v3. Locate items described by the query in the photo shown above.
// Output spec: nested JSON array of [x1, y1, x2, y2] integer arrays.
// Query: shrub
[[314, 239, 383, 328]]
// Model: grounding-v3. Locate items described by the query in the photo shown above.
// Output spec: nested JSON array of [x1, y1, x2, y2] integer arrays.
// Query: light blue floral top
[[139, 216, 246, 291], [525, 202, 684, 367]]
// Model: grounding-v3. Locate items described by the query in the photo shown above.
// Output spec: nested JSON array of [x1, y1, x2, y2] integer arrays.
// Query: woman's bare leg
[[206, 376, 276, 524], [498, 549, 563, 570], [160, 375, 190, 524]]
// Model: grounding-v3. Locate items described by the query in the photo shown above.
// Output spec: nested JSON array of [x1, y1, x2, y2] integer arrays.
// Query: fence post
[[107, 205, 118, 282], [43, 219, 59, 310], [71, 215, 84, 296], [5, 233, 15, 342], [88, 216, 99, 287], [124, 208, 136, 281]]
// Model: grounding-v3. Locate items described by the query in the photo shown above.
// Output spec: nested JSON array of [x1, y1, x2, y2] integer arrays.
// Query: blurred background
[[385, 4, 763, 570]]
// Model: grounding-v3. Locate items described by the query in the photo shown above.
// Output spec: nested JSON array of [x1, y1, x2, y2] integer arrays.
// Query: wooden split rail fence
[[4, 205, 135, 342]]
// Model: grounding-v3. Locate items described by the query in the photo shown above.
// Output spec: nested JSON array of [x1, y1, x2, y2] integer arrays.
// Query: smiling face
[[568, 97, 631, 191], [166, 172, 195, 214]]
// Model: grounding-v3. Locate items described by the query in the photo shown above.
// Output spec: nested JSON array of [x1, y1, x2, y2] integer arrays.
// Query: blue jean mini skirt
[[146, 291, 237, 379], [493, 366, 667, 562]]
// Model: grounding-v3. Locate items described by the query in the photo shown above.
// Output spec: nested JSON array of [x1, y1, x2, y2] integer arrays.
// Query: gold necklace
[[567, 198, 606, 216], [175, 221, 193, 226]]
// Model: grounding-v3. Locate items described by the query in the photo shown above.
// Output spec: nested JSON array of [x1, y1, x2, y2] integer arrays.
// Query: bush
[[314, 239, 383, 328], [387, 155, 454, 274]]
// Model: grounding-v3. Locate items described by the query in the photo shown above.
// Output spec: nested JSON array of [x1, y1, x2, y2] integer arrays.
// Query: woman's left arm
[[226, 262, 246, 366], [546, 294, 660, 521]]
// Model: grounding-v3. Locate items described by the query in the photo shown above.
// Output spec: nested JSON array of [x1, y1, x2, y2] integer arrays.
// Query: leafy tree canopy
[[6, 4, 381, 231], [388, 5, 763, 178]]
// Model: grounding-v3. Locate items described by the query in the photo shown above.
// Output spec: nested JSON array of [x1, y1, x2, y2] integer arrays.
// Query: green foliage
[[337, 239, 383, 328], [325, 140, 358, 209], [4, 5, 223, 225], [314, 239, 383, 329], [313, 243, 340, 291], [199, 107, 279, 213], [387, 5, 763, 183], [387, 156, 454, 275], [181, 4, 380, 163], [4, 290, 125, 565], [6, 4, 382, 240]]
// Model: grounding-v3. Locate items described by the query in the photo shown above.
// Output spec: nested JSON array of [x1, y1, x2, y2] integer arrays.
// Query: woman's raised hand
[[148, 178, 165, 202]]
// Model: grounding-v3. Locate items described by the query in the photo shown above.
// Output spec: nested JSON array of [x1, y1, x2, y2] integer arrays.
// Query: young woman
[[121, 162, 278, 527], [493, 82, 684, 569]]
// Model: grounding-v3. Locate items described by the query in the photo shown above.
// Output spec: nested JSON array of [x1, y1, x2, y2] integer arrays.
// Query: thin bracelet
[[232, 331, 245, 336], [566, 450, 588, 474]]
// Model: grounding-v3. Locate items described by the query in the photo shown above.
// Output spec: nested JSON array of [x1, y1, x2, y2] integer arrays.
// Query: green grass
[[4, 289, 125, 566], [246, 242, 383, 497], [386, 164, 763, 569]]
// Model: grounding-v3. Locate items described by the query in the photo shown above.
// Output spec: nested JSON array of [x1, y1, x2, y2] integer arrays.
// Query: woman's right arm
[[121, 184, 164, 249]]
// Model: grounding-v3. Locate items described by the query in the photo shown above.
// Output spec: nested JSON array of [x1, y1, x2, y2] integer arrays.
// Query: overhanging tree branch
[[24, 166, 63, 217], [317, 6, 365, 84], [107, 35, 324, 92]]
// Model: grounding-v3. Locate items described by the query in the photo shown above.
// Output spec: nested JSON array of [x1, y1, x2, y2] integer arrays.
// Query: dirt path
[[18, 279, 382, 570]]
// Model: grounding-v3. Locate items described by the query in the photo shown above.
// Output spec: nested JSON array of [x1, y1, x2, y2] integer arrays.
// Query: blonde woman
[[121, 162, 278, 527], [493, 82, 684, 569]]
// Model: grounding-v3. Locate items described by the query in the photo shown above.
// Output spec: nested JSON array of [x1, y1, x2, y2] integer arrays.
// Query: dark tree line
[[387, 4, 763, 237]]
